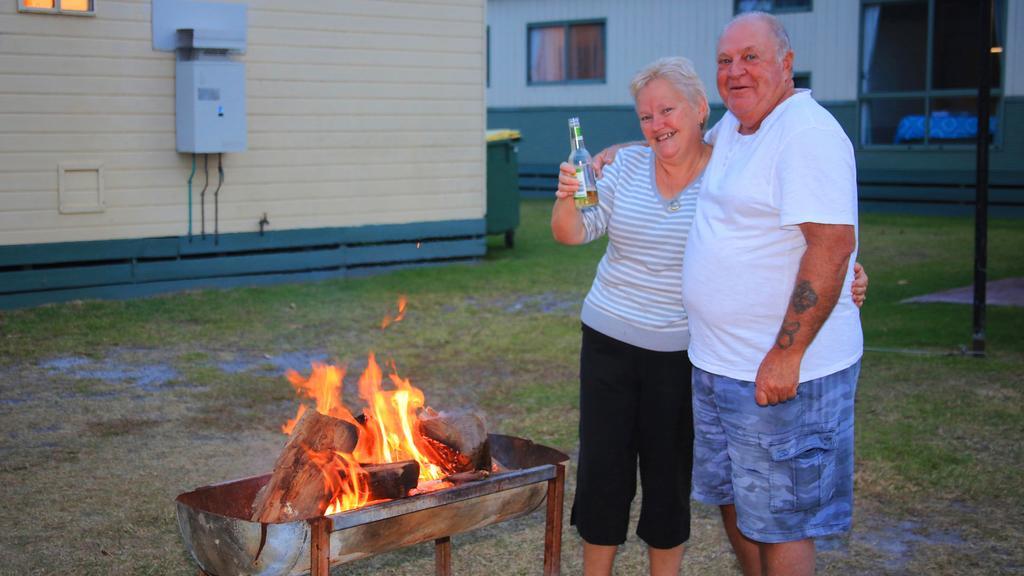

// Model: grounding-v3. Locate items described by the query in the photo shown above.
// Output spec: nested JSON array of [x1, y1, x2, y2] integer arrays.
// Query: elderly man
[[680, 12, 862, 576]]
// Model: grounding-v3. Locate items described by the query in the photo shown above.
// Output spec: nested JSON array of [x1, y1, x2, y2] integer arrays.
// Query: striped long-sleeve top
[[579, 145, 702, 352]]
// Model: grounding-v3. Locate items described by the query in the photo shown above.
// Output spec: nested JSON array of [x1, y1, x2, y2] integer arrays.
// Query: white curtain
[[530, 27, 565, 82], [861, 5, 880, 93], [860, 5, 881, 144]]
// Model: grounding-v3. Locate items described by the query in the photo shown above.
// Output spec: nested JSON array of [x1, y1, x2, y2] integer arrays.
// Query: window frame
[[734, 0, 813, 15], [857, 0, 1006, 150], [526, 19, 607, 86], [18, 0, 95, 15]]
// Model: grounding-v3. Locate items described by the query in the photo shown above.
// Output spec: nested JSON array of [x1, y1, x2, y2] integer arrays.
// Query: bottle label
[[574, 166, 587, 199], [572, 126, 584, 149]]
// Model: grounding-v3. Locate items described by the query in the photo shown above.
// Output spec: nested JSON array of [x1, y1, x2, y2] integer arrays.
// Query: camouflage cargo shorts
[[691, 361, 860, 543]]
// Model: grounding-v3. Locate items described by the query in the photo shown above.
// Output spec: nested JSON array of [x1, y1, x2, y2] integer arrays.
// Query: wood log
[[251, 410, 359, 523], [418, 409, 491, 473], [445, 469, 490, 485], [361, 460, 420, 501]]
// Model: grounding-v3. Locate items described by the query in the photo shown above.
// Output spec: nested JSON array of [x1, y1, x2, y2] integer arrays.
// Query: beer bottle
[[567, 117, 599, 208]]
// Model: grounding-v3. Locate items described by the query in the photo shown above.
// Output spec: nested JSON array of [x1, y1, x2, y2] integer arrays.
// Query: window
[[793, 72, 811, 90], [19, 0, 93, 14], [736, 0, 811, 14], [860, 0, 1005, 147], [486, 26, 490, 88], [528, 20, 605, 85]]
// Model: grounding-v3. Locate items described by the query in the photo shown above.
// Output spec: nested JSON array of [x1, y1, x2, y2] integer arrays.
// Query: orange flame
[[304, 446, 369, 514], [278, 296, 460, 515], [353, 353, 445, 480], [282, 362, 359, 434], [380, 296, 407, 329], [282, 351, 455, 514]]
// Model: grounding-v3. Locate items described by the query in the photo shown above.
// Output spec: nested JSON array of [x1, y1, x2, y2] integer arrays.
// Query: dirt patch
[[41, 353, 180, 393], [2, 342, 1021, 574], [86, 417, 164, 438], [214, 350, 330, 375], [818, 516, 966, 571], [498, 293, 581, 315], [458, 292, 582, 316]]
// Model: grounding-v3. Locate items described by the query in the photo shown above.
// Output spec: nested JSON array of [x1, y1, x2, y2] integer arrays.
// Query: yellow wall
[[0, 0, 486, 246]]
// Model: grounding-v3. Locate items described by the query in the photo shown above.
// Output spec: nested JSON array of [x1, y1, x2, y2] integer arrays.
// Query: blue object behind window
[[893, 113, 999, 144]]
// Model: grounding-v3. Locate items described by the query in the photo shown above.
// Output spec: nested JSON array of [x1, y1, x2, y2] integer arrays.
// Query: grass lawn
[[0, 200, 1021, 575]]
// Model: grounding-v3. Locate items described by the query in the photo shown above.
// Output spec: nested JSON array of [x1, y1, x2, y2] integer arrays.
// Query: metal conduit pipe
[[187, 153, 196, 241], [200, 154, 209, 239], [214, 153, 224, 245]]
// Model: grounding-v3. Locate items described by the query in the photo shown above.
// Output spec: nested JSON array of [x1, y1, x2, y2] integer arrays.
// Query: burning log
[[255, 353, 499, 524], [251, 410, 359, 523], [445, 469, 490, 485], [418, 409, 491, 474], [361, 460, 420, 501]]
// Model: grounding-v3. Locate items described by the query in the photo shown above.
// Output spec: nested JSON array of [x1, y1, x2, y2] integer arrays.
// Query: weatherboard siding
[[0, 0, 486, 247], [485, 0, 858, 109]]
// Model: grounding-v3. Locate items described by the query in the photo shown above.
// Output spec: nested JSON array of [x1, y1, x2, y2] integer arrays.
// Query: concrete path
[[901, 277, 1024, 307]]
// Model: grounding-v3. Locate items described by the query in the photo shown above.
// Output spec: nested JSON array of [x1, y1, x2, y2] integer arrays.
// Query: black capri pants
[[570, 323, 694, 549]]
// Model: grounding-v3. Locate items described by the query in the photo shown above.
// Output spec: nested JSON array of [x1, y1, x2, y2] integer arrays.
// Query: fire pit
[[177, 300, 568, 574], [176, 434, 568, 576]]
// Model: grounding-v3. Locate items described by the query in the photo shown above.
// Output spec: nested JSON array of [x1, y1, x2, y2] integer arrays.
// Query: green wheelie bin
[[486, 129, 521, 248]]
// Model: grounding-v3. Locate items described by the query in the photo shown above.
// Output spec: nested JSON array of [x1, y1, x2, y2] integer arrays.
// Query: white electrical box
[[175, 58, 247, 153], [154, 0, 248, 153]]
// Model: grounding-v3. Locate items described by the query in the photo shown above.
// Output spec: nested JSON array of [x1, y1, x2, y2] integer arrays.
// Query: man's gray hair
[[724, 11, 792, 61], [629, 57, 709, 126]]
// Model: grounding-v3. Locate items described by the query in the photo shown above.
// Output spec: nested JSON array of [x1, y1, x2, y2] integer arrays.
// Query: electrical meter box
[[175, 58, 247, 153], [153, 1, 248, 153]]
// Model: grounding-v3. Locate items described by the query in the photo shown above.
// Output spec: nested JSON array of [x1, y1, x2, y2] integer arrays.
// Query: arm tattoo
[[791, 280, 819, 314], [776, 321, 801, 349]]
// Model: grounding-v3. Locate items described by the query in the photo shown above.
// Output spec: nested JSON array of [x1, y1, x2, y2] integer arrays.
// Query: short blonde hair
[[630, 57, 709, 127]]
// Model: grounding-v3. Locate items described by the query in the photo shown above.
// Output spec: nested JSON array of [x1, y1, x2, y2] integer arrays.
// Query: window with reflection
[[736, 0, 811, 14], [19, 0, 93, 13], [860, 0, 1004, 146], [528, 21, 605, 84]]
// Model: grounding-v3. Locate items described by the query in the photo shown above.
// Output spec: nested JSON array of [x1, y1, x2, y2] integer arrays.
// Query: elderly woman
[[552, 56, 710, 576], [552, 57, 869, 576]]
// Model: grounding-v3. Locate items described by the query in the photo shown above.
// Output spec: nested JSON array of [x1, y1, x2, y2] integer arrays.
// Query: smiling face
[[716, 17, 794, 134], [635, 77, 706, 163]]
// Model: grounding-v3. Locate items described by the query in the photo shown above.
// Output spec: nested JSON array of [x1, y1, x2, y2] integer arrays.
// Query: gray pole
[[973, 0, 994, 356]]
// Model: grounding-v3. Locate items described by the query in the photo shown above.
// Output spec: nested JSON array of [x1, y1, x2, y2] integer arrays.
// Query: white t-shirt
[[681, 90, 863, 382]]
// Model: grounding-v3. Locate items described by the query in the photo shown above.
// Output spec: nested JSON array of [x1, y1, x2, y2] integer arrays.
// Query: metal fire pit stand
[[179, 435, 568, 576], [304, 462, 566, 576]]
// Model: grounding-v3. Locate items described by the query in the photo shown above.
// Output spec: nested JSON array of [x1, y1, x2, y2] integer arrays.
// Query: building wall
[[487, 0, 1023, 217], [488, 0, 725, 108], [486, 0, 862, 168], [0, 0, 487, 247], [777, 2, 858, 101], [486, 0, 858, 108]]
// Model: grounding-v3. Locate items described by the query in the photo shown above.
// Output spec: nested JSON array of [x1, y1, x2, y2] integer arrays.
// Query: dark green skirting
[[0, 219, 486, 310]]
